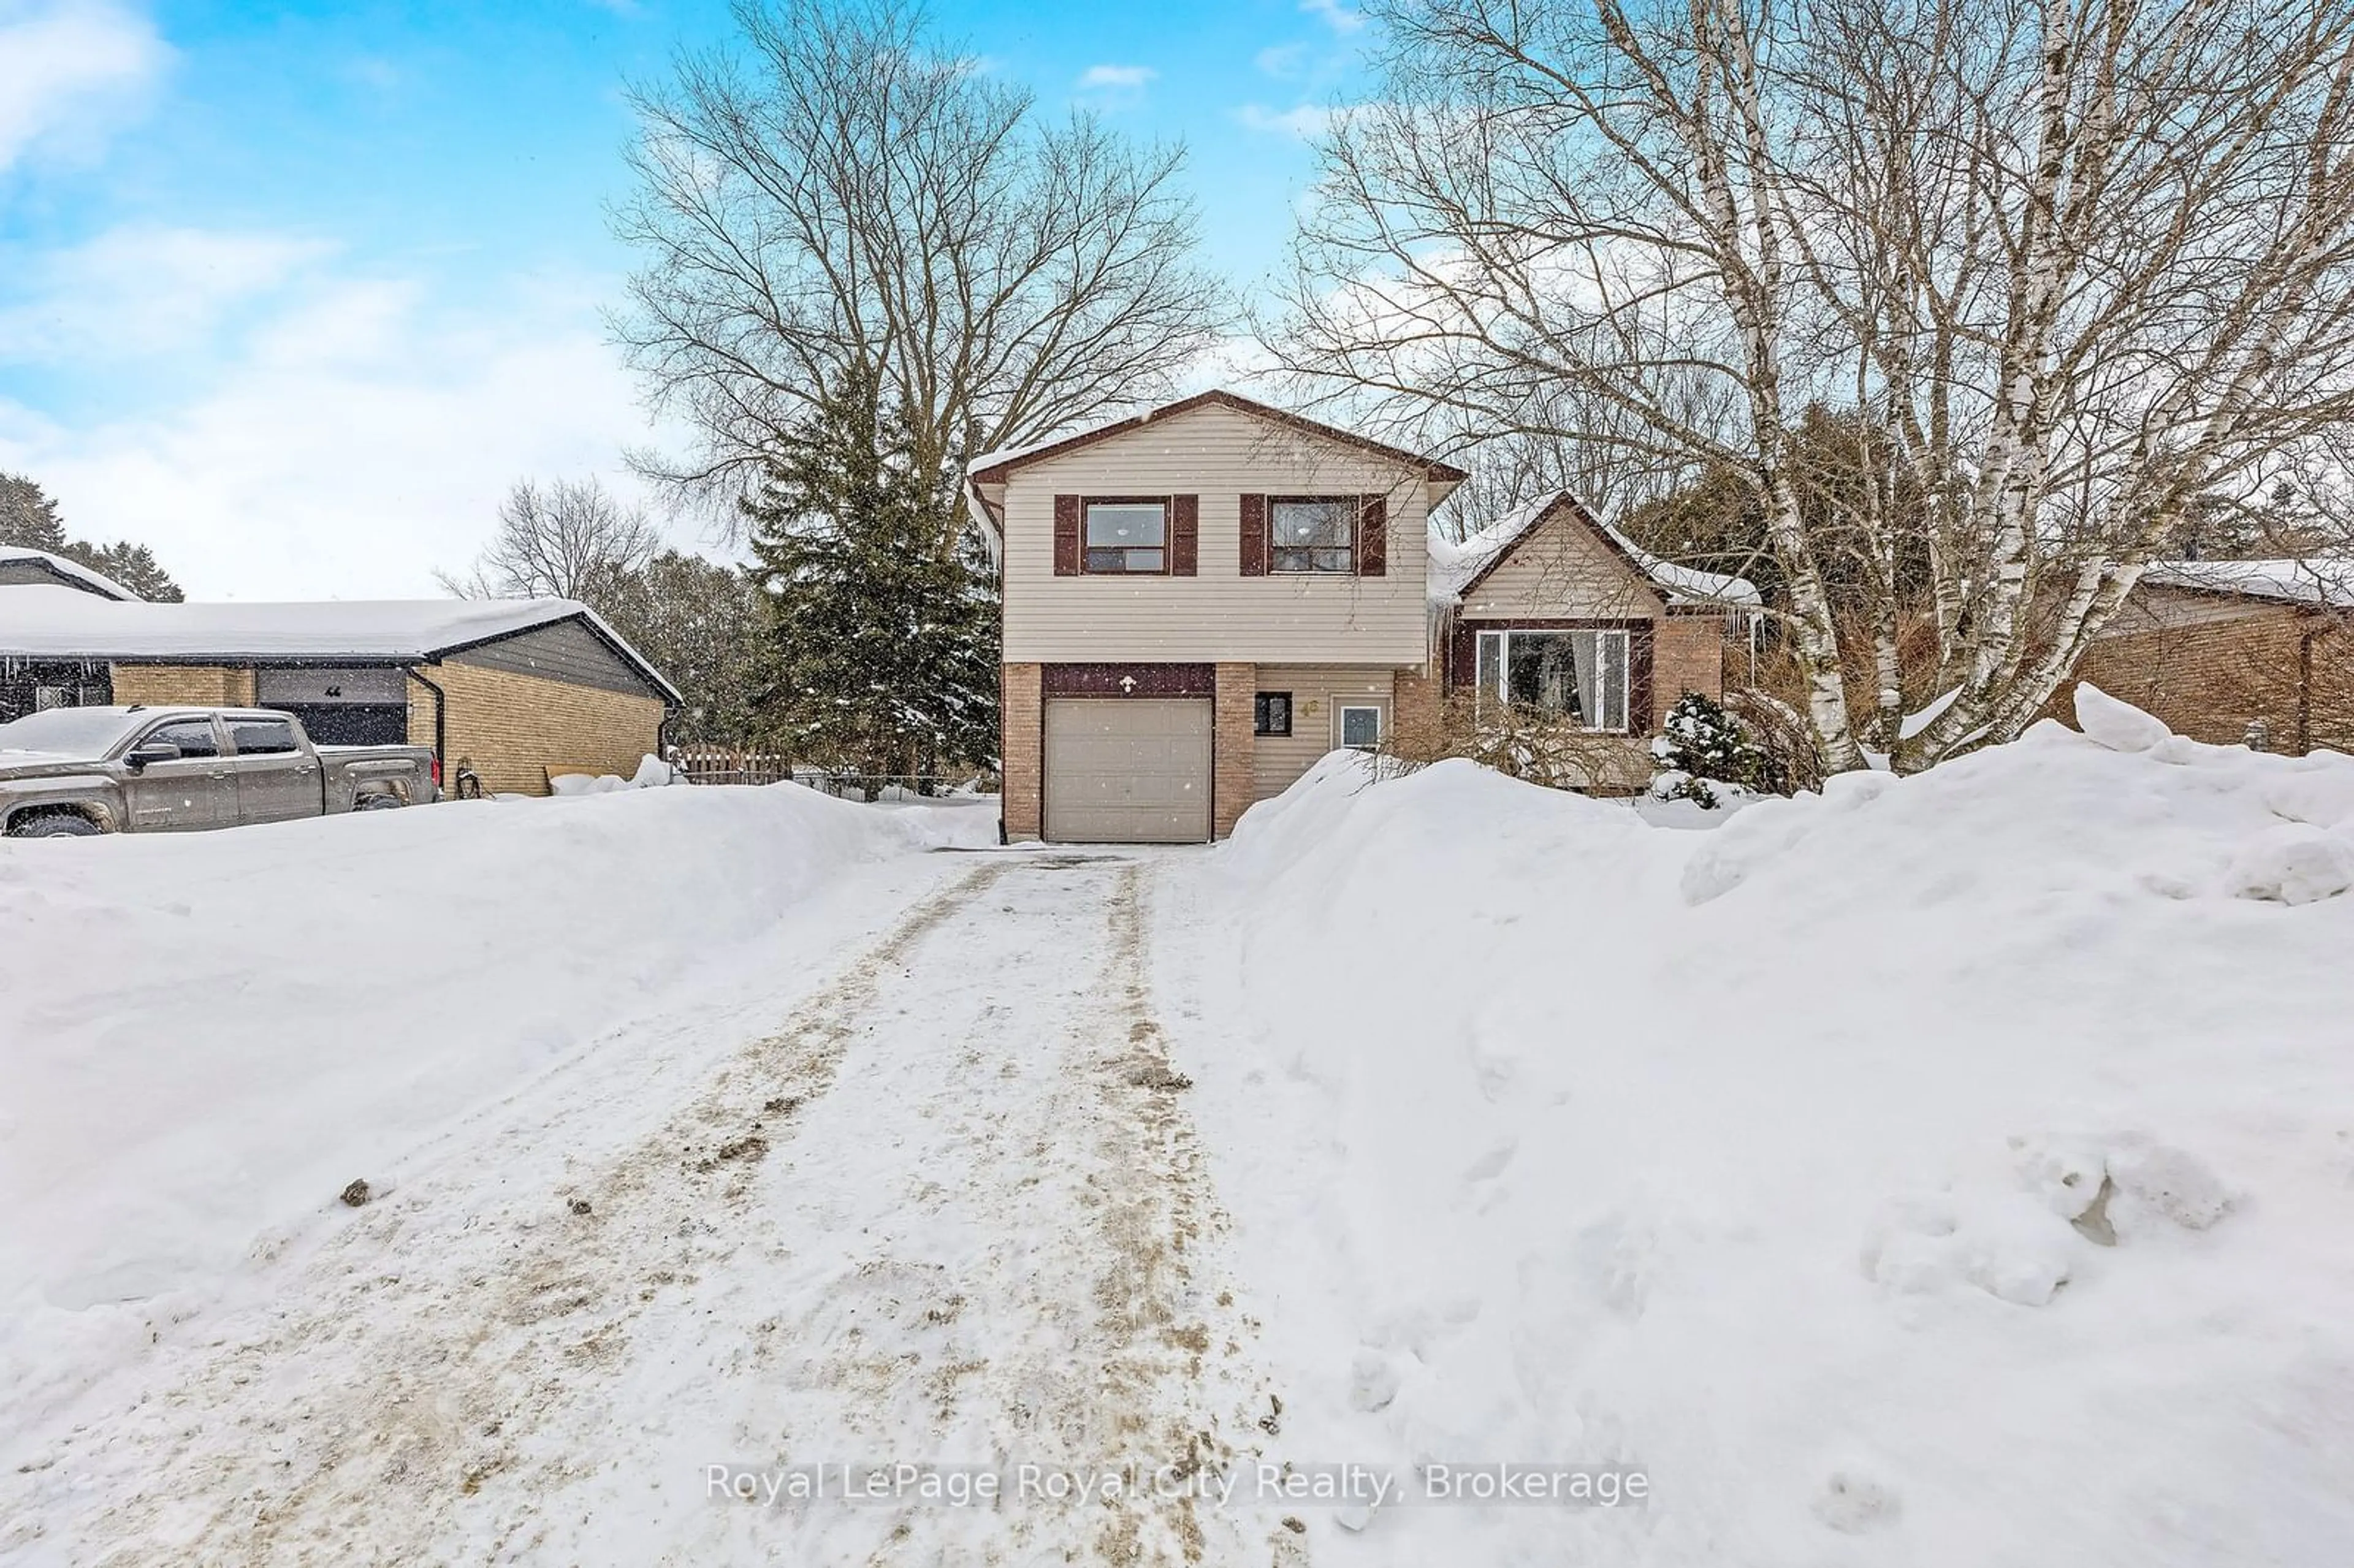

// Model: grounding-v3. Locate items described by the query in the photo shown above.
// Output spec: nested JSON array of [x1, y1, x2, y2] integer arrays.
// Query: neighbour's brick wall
[[417, 660, 665, 796], [1000, 662, 1043, 841], [2053, 607, 2352, 753], [1214, 661, 1256, 839], [109, 664, 256, 707], [1652, 617, 1726, 725]]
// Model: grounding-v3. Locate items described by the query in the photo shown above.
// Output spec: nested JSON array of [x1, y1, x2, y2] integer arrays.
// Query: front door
[[122, 717, 235, 831], [225, 715, 318, 825]]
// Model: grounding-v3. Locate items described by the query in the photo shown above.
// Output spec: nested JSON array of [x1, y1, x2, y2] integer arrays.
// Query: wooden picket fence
[[668, 747, 793, 787], [666, 748, 973, 801]]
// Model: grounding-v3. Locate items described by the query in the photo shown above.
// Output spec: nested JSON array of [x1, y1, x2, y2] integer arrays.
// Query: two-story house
[[966, 389, 1749, 843]]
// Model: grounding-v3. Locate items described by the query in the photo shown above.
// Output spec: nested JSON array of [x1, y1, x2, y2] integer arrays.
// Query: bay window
[[1472, 628, 1632, 731]]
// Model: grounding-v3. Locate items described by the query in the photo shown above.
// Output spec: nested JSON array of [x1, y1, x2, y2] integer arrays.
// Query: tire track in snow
[[7, 861, 1011, 1566], [9, 853, 1301, 1567]]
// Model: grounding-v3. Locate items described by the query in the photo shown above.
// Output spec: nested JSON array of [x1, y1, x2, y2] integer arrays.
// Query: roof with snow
[[1430, 492, 1762, 611], [0, 586, 682, 702], [2141, 558, 2354, 609], [0, 547, 139, 601]]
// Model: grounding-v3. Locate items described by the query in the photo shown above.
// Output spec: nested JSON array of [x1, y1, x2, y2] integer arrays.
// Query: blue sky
[[0, 0, 1363, 598]]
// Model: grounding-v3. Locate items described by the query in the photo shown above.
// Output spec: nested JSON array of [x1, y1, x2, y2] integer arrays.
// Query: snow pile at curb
[[1171, 695, 2354, 1564], [0, 784, 982, 1415]]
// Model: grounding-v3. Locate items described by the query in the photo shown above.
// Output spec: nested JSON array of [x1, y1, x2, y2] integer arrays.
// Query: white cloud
[[1078, 63, 1155, 91], [1255, 43, 1309, 79], [1236, 103, 1336, 141], [1075, 63, 1156, 109], [0, 0, 170, 172], [0, 226, 335, 363], [0, 238, 680, 600], [1300, 0, 1364, 35]]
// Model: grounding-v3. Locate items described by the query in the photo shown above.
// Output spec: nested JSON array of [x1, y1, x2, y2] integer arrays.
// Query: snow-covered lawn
[[5, 696, 2350, 1566], [1158, 699, 2354, 1564], [0, 785, 989, 1427]]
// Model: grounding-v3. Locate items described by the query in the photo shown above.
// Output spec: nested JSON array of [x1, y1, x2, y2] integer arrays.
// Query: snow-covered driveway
[[7, 849, 1291, 1567]]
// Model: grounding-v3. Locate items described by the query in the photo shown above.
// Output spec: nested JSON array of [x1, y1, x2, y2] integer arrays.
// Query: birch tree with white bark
[[1269, 0, 2354, 771]]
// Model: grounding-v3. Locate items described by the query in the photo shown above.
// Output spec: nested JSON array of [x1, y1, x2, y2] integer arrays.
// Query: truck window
[[145, 720, 220, 759], [229, 718, 300, 756]]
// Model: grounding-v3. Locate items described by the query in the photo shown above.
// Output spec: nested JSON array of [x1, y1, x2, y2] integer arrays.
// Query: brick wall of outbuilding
[[410, 660, 666, 796], [109, 664, 256, 707], [2054, 605, 2352, 754]]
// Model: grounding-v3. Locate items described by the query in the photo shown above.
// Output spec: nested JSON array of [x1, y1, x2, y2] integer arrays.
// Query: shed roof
[[0, 547, 139, 601], [0, 586, 682, 702], [2141, 558, 2354, 609]]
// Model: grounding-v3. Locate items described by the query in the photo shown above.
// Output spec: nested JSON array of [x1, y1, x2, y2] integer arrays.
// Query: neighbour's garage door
[[1043, 698, 1213, 843]]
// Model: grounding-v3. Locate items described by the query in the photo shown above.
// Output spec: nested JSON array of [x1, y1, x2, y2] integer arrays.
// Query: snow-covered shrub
[[1651, 690, 1774, 807]]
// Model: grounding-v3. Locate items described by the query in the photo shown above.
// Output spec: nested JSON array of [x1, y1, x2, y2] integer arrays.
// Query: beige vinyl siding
[[996, 402, 1433, 664], [1458, 511, 1664, 621], [1251, 664, 1396, 799]]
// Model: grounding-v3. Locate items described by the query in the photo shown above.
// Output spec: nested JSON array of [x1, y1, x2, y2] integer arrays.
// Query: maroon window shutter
[[1171, 495, 1198, 576], [1239, 493, 1268, 576], [1357, 493, 1387, 577], [1629, 622, 1656, 733], [1053, 495, 1081, 576]]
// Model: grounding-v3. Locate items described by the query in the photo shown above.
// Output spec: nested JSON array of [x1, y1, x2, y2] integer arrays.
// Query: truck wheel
[[10, 812, 101, 838], [355, 793, 405, 811]]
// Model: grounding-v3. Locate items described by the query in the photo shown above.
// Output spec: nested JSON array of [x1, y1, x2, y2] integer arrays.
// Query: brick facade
[[110, 664, 256, 707], [2057, 607, 2351, 754], [1651, 615, 1727, 725], [1000, 662, 1043, 841], [1213, 661, 1257, 838], [408, 660, 665, 796]]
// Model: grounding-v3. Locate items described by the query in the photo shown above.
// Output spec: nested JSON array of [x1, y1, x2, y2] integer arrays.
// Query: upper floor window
[[1084, 500, 1167, 574], [1270, 498, 1355, 573]]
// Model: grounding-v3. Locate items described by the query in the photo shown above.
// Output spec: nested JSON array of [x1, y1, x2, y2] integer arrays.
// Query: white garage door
[[1043, 698, 1213, 843]]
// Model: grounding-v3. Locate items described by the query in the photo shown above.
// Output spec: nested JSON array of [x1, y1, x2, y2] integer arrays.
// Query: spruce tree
[[744, 364, 999, 780], [0, 472, 186, 600]]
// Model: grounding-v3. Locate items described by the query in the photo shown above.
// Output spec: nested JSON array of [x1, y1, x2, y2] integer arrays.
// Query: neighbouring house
[[964, 389, 1757, 844], [1428, 492, 1760, 790], [0, 547, 137, 601], [2055, 558, 2354, 755], [0, 587, 680, 794]]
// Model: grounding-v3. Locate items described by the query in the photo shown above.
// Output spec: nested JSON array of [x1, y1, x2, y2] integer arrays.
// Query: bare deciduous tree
[[438, 478, 660, 601], [1270, 0, 2354, 772], [613, 0, 1227, 542]]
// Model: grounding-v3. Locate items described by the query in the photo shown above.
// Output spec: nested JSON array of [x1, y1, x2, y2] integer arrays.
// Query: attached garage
[[1043, 697, 1213, 843]]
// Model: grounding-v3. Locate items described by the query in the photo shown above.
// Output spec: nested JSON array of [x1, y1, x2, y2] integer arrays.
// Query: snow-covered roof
[[0, 585, 682, 701], [0, 547, 138, 601], [1429, 492, 1762, 611], [2141, 558, 2354, 609]]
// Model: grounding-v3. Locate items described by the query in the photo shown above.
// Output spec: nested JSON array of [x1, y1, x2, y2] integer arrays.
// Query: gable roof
[[965, 389, 1471, 487], [1431, 492, 1762, 611], [2141, 558, 2354, 609], [0, 586, 683, 703], [0, 547, 139, 601]]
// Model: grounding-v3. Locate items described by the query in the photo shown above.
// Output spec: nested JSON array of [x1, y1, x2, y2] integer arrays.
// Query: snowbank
[[1165, 701, 2354, 1564], [0, 784, 985, 1415]]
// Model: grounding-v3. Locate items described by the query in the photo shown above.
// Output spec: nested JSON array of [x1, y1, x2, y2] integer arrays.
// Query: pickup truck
[[0, 706, 438, 837]]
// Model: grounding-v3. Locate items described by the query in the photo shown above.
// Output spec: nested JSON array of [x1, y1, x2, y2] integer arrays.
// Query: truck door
[[123, 717, 236, 831], [225, 715, 318, 825]]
